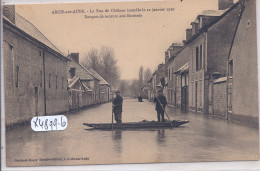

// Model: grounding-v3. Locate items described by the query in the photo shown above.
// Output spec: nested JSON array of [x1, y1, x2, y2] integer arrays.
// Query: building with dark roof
[[88, 68, 111, 103], [165, 0, 242, 113], [164, 0, 258, 126], [227, 0, 258, 126], [3, 5, 69, 125], [67, 53, 101, 110]]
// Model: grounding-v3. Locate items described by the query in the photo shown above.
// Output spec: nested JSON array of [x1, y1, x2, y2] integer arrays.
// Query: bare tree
[[100, 46, 120, 87], [119, 80, 127, 96], [138, 66, 144, 89], [83, 46, 120, 87], [82, 48, 101, 73], [144, 68, 152, 84]]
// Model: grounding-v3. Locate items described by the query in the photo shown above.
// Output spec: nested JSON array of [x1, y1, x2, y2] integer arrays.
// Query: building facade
[[88, 68, 111, 103], [147, 64, 165, 101], [67, 53, 99, 111], [227, 0, 258, 126], [164, 0, 258, 126], [3, 6, 69, 125]]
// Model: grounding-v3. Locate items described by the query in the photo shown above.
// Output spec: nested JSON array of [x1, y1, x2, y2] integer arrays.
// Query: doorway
[[195, 81, 198, 112], [35, 87, 38, 116]]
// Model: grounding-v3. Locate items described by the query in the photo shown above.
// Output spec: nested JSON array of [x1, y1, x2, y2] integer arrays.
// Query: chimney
[[186, 29, 192, 41], [69, 68, 76, 78], [165, 51, 169, 62], [218, 0, 234, 10], [171, 43, 183, 54], [191, 22, 199, 35], [3, 5, 15, 24], [70, 53, 79, 63]]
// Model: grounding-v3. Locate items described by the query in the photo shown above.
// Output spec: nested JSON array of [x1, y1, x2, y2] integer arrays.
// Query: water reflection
[[157, 129, 165, 145], [112, 130, 122, 155], [5, 99, 259, 166]]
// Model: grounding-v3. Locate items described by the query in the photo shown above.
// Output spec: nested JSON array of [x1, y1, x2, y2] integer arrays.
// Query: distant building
[[166, 0, 242, 114], [147, 64, 165, 101], [88, 68, 111, 103], [140, 84, 150, 99], [3, 6, 69, 125], [166, 43, 189, 110], [67, 53, 100, 110]]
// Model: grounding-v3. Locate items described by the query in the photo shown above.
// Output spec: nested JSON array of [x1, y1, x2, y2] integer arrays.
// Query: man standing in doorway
[[154, 89, 167, 122], [113, 90, 123, 123]]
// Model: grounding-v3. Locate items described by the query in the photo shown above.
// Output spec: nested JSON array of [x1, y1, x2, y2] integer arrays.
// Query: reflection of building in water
[[157, 129, 165, 145], [112, 130, 122, 154]]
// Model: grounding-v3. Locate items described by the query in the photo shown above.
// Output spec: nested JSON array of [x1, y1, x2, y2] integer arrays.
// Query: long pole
[[157, 98, 173, 128]]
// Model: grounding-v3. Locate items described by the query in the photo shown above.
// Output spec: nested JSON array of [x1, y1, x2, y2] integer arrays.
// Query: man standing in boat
[[113, 90, 123, 123], [154, 89, 167, 122]]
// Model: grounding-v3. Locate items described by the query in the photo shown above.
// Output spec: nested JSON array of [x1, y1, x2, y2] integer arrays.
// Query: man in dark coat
[[113, 91, 123, 123], [154, 89, 167, 122]]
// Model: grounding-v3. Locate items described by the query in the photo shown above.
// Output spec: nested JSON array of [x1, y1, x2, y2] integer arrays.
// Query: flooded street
[[6, 99, 259, 166]]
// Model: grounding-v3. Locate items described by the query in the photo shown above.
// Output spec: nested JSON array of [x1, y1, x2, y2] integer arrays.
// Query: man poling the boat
[[154, 89, 167, 122], [112, 90, 123, 123]]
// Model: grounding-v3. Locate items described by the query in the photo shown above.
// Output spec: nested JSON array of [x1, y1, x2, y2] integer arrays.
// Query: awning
[[174, 62, 189, 74]]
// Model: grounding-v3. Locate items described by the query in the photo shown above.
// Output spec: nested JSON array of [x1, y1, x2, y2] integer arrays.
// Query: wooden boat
[[83, 120, 189, 130]]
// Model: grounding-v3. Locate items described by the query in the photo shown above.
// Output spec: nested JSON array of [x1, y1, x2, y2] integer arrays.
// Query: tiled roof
[[67, 55, 95, 81], [168, 1, 241, 63], [198, 9, 227, 17], [14, 13, 64, 55], [87, 68, 110, 86], [68, 76, 93, 92]]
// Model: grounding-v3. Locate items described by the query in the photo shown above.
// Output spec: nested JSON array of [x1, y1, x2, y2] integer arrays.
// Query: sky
[[15, 0, 222, 80]]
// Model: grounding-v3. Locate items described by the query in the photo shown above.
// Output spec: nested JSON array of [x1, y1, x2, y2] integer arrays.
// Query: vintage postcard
[[1, 0, 259, 168]]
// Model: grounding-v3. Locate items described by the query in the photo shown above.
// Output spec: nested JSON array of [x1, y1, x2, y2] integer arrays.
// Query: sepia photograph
[[1, 0, 259, 169]]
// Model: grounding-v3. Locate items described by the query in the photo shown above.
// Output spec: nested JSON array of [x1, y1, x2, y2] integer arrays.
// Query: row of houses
[[146, 0, 258, 127], [3, 5, 112, 125]]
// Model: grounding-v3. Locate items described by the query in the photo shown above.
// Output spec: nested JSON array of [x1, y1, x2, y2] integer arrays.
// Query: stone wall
[[4, 22, 68, 125], [213, 80, 227, 117]]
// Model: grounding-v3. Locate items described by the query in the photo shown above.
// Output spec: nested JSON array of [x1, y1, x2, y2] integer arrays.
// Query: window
[[200, 44, 203, 69], [191, 82, 193, 105], [40, 71, 42, 87], [168, 68, 171, 81], [200, 80, 203, 107], [196, 47, 199, 71], [181, 75, 185, 87], [16, 66, 19, 87], [49, 74, 51, 88], [191, 49, 194, 72], [56, 75, 58, 89], [171, 66, 174, 81], [62, 77, 64, 89], [229, 59, 233, 76]]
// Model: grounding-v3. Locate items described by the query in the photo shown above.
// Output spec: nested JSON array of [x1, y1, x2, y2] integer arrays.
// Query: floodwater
[[5, 99, 259, 166]]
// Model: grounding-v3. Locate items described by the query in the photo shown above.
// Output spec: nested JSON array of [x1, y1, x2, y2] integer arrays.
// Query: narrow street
[[6, 99, 259, 166]]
